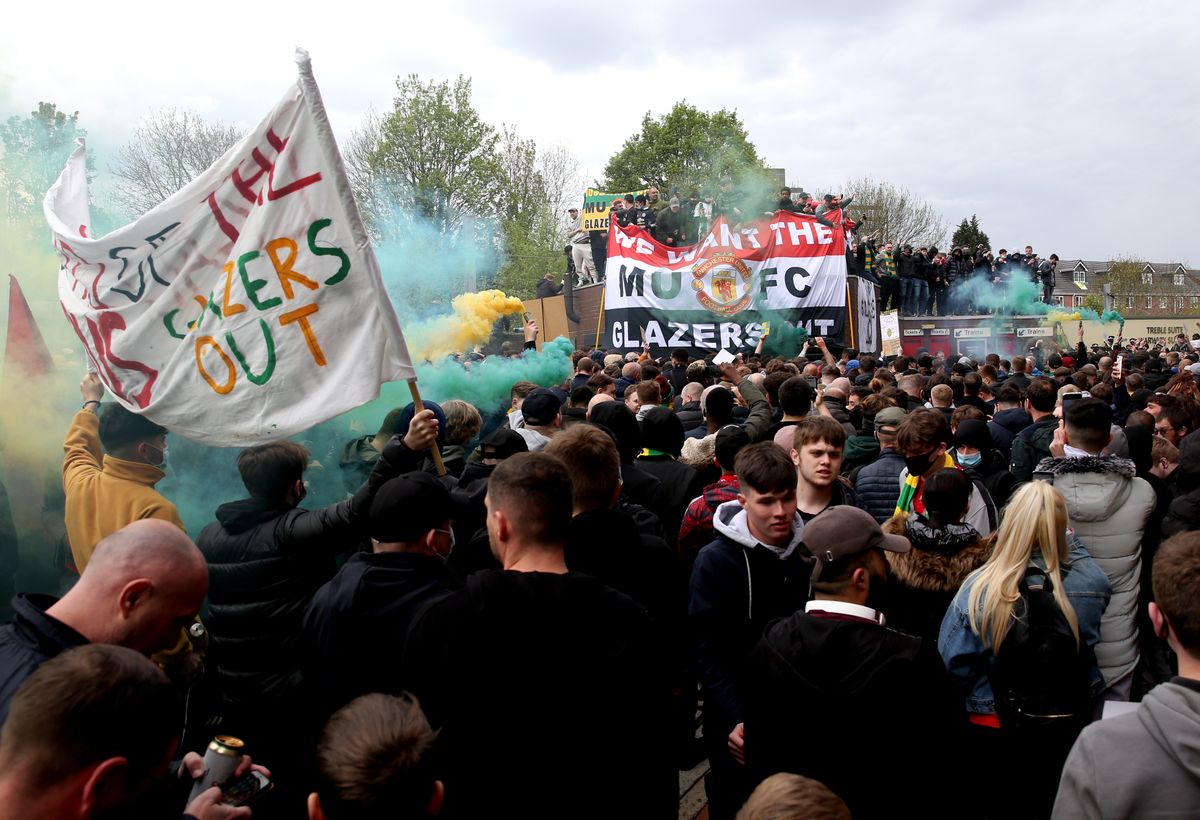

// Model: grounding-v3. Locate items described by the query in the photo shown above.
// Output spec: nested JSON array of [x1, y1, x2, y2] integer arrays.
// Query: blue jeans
[[902, 279, 928, 315]]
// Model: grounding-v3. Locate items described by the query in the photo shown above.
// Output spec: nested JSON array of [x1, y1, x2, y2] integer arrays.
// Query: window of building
[[1054, 296, 1064, 307], [1176, 297, 1185, 312], [1146, 295, 1155, 309], [1126, 296, 1135, 309], [1074, 269, 1087, 285], [1160, 297, 1169, 309], [1192, 296, 1198, 308], [1175, 273, 1186, 286], [1143, 271, 1154, 285]]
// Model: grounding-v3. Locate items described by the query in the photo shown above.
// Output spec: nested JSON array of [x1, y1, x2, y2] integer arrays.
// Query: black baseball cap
[[368, 472, 451, 543], [521, 388, 562, 426]]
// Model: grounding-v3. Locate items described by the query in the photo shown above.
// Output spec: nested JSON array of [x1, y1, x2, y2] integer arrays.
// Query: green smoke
[[954, 275, 1124, 323], [413, 335, 574, 407]]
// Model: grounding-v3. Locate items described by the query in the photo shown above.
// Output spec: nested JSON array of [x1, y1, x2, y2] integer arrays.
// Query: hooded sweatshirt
[[1036, 454, 1156, 686], [1053, 678, 1200, 819], [689, 501, 814, 730]]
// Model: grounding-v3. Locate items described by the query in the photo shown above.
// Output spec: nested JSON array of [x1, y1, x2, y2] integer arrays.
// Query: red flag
[[3, 275, 55, 382]]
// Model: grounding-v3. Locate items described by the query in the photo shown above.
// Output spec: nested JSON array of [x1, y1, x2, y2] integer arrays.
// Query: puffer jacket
[[674, 401, 704, 433], [1034, 454, 1156, 686], [199, 498, 357, 710], [883, 515, 992, 644], [199, 440, 417, 711], [852, 449, 906, 522]]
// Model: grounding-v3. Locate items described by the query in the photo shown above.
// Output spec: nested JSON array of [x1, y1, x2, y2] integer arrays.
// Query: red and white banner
[[604, 211, 847, 353]]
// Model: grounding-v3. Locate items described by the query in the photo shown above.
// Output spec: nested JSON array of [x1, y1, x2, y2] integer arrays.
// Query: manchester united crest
[[692, 254, 753, 315]]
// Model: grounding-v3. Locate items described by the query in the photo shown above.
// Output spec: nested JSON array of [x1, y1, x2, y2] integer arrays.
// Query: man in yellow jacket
[[62, 373, 184, 573]]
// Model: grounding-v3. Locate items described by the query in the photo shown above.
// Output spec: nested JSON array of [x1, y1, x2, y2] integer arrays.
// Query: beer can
[[188, 735, 244, 801]]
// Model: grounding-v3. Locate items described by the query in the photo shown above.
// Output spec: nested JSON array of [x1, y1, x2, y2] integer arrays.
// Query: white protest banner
[[880, 310, 901, 356], [44, 50, 414, 446]]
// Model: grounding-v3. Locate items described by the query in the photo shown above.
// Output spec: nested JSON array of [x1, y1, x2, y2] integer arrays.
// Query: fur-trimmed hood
[[1034, 454, 1137, 523], [887, 516, 992, 593], [1034, 454, 1136, 479]]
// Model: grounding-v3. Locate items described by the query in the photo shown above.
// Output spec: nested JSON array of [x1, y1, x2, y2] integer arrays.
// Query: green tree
[[0, 102, 91, 228], [1081, 294, 1105, 314], [951, 214, 990, 250], [368, 74, 502, 227], [602, 102, 766, 198], [1096, 256, 1152, 313]]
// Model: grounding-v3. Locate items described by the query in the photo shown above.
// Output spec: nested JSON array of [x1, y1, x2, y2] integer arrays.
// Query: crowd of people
[[856, 240, 1061, 317], [1, 317, 1200, 819]]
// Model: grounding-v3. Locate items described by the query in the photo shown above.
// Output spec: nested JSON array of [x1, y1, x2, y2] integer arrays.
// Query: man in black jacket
[[302, 471, 454, 722], [197, 411, 438, 802], [896, 244, 917, 316], [535, 273, 564, 299], [1010, 377, 1059, 482], [689, 443, 814, 819], [742, 506, 963, 819], [0, 519, 205, 726], [403, 453, 675, 819]]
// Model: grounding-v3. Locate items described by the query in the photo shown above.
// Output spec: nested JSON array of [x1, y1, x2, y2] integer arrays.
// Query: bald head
[[681, 382, 704, 403], [586, 392, 615, 419], [621, 362, 642, 380], [50, 520, 207, 655]]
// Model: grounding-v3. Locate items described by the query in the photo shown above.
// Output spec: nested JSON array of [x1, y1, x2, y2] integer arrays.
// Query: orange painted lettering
[[265, 237, 318, 300], [279, 304, 326, 366], [221, 261, 247, 317], [195, 336, 237, 394]]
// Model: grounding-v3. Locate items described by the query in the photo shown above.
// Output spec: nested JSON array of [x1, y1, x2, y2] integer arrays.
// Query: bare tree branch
[[109, 108, 244, 216], [840, 176, 948, 249]]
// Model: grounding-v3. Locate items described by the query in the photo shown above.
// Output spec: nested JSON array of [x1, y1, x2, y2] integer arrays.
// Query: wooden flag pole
[[406, 378, 446, 477], [594, 287, 606, 349]]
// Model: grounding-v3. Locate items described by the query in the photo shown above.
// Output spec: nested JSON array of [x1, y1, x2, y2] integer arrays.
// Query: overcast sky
[[3, 0, 1197, 264]]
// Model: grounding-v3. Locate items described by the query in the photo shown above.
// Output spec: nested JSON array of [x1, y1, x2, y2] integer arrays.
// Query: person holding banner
[[62, 373, 184, 574]]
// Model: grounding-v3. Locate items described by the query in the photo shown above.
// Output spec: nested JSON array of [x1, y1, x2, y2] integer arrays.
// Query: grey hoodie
[[1053, 679, 1200, 819], [1036, 454, 1156, 686], [712, 500, 805, 560]]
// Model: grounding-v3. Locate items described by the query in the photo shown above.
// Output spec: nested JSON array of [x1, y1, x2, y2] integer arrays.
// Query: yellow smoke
[[407, 289, 525, 361], [1047, 310, 1082, 323]]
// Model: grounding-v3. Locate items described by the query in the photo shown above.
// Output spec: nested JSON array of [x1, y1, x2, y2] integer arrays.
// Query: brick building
[[1052, 259, 1200, 317]]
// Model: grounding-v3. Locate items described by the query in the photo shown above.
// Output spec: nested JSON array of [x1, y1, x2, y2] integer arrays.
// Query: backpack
[[991, 565, 1094, 733]]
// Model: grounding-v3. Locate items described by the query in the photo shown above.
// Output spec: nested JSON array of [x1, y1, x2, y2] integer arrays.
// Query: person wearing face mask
[[895, 410, 996, 537], [743, 506, 966, 819], [302, 471, 455, 724], [63, 372, 185, 573], [198, 411, 441, 816], [952, 419, 1017, 510]]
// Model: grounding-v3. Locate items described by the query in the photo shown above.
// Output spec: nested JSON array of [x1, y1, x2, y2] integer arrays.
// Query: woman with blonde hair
[[939, 480, 1110, 818]]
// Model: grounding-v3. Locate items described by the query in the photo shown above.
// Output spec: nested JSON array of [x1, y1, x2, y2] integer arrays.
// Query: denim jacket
[[937, 537, 1111, 714]]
